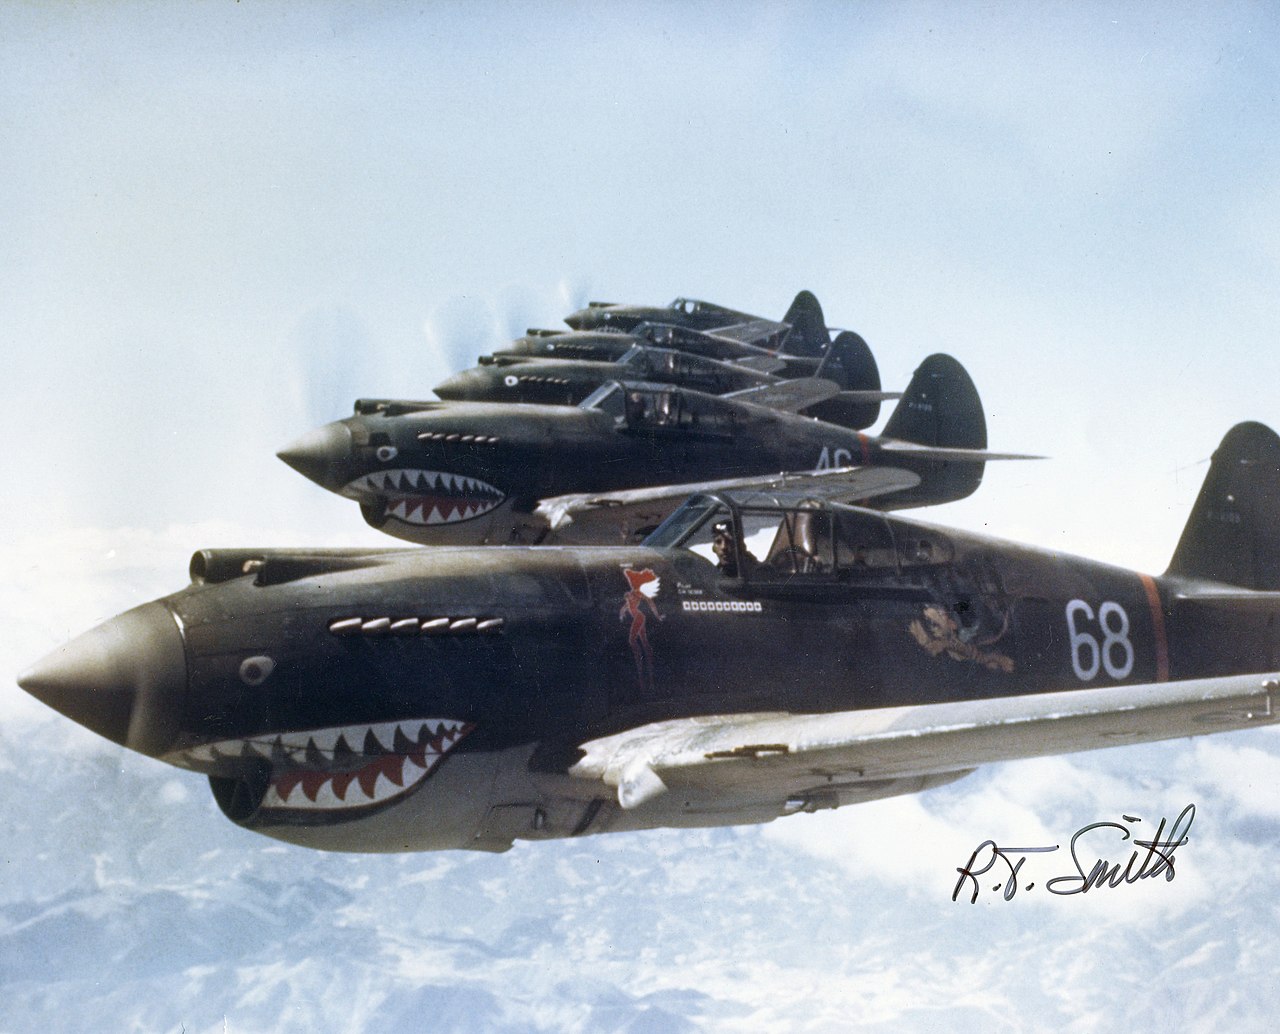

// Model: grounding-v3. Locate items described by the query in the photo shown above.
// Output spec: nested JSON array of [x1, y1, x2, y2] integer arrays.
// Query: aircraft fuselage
[[279, 394, 970, 545], [21, 498, 1280, 853]]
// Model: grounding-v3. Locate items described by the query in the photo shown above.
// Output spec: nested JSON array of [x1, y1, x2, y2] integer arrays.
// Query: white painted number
[[816, 446, 853, 471], [1098, 601, 1134, 680], [1065, 599, 1134, 681], [1066, 600, 1098, 680]]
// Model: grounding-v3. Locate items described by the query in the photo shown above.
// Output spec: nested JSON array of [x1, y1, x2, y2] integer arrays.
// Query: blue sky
[[5, 1, 1279, 566], [4, 3, 1280, 1030]]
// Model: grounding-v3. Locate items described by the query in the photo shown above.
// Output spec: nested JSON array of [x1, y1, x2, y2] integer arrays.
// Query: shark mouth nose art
[[168, 718, 473, 814], [342, 469, 505, 524]]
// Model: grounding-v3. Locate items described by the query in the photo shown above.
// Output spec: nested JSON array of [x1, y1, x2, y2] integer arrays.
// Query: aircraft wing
[[707, 318, 791, 348], [721, 377, 842, 412], [731, 355, 790, 375], [569, 673, 1280, 809], [534, 465, 921, 539]]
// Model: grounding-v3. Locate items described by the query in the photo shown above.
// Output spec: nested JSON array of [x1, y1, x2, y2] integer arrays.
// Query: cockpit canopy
[[580, 382, 739, 434], [645, 493, 954, 579], [668, 297, 705, 314], [617, 346, 711, 380]]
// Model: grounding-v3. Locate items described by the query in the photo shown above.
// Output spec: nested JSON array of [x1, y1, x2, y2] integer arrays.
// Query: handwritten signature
[[952, 804, 1196, 903]]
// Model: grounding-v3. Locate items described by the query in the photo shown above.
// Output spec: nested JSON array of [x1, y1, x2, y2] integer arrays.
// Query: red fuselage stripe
[[1140, 573, 1170, 682], [858, 433, 872, 465]]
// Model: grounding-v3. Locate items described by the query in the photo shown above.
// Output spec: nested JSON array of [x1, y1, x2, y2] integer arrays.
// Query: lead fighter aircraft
[[18, 422, 1280, 853]]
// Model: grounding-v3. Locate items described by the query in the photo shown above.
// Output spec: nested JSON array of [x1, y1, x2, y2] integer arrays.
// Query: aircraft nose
[[277, 421, 353, 488], [563, 308, 592, 330], [18, 601, 186, 757], [433, 368, 493, 401]]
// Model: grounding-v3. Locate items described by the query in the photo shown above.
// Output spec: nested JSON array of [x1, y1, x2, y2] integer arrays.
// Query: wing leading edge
[[534, 465, 921, 537], [570, 673, 1280, 810]]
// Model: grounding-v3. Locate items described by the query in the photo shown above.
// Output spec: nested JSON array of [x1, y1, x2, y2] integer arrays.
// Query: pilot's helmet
[[712, 519, 733, 538]]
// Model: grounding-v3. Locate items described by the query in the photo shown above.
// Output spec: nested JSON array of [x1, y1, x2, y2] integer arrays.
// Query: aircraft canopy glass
[[580, 381, 625, 418], [645, 495, 954, 580]]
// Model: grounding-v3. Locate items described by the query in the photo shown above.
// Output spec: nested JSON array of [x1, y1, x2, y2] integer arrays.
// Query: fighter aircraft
[[564, 290, 830, 357], [565, 295, 757, 333], [278, 354, 1026, 546], [432, 330, 896, 429], [19, 422, 1280, 853], [507, 289, 832, 366]]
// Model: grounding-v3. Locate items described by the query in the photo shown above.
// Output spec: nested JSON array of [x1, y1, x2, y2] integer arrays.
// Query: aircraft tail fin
[[873, 354, 988, 508], [881, 354, 987, 449], [1166, 422, 1280, 590], [802, 331, 885, 430], [826, 331, 881, 393], [780, 291, 829, 358]]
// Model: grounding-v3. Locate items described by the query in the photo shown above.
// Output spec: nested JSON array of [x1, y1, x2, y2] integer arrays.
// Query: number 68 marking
[[1065, 599, 1134, 681]]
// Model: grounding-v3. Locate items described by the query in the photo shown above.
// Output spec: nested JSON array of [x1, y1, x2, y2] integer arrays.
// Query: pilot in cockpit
[[712, 519, 756, 578]]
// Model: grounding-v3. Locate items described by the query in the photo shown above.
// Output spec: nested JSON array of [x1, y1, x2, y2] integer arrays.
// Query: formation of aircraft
[[20, 287, 1280, 854], [433, 330, 896, 426]]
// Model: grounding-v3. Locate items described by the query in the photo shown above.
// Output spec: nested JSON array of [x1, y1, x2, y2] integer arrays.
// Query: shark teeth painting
[[340, 468, 505, 524], [165, 719, 473, 815]]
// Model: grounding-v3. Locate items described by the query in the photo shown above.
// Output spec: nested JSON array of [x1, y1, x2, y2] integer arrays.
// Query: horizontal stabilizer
[[1173, 590, 1280, 610], [837, 390, 902, 404], [878, 439, 1044, 462]]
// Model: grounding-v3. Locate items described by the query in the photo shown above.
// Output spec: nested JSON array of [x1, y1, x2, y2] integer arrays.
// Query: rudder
[[780, 290, 829, 358], [805, 331, 884, 430], [1166, 422, 1280, 590], [882, 354, 987, 449], [875, 354, 988, 509]]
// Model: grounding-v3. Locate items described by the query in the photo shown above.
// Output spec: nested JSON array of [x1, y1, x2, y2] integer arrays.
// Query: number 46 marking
[[1065, 600, 1134, 681]]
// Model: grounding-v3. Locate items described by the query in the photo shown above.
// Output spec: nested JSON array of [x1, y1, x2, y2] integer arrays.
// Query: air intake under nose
[[17, 601, 186, 757]]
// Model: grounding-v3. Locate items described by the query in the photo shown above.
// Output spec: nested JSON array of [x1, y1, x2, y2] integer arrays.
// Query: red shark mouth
[[341, 468, 505, 525], [167, 718, 473, 814]]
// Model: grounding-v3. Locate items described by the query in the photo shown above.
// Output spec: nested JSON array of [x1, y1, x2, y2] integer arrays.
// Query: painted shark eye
[[239, 655, 275, 686], [504, 375, 519, 388], [375, 445, 398, 463]]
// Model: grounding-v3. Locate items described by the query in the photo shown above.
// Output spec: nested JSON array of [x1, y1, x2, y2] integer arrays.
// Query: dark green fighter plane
[[18, 423, 1280, 853], [432, 331, 895, 428], [500, 288, 833, 372], [278, 354, 1028, 546], [563, 290, 830, 357]]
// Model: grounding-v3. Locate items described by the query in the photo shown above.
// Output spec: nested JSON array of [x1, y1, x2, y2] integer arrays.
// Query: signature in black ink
[[952, 804, 1195, 903]]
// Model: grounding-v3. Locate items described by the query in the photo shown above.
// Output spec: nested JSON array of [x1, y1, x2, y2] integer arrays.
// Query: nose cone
[[563, 307, 599, 331], [18, 601, 186, 757], [433, 368, 498, 402], [278, 421, 353, 488]]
